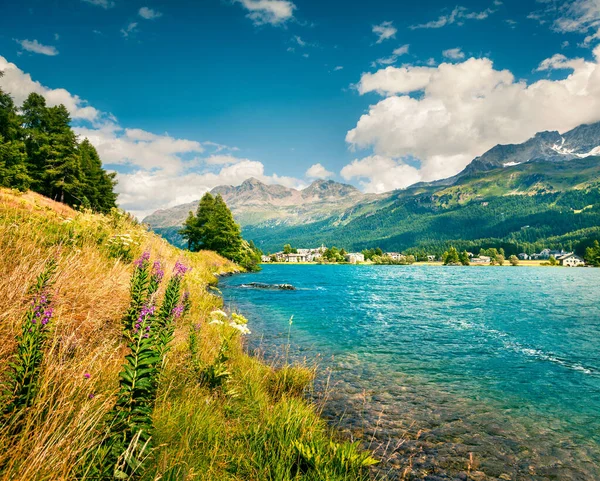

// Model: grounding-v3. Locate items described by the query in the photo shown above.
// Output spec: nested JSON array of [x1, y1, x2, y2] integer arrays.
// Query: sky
[[3, 0, 600, 217]]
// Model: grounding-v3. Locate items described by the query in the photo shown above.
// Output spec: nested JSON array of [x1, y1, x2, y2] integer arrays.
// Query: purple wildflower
[[133, 251, 151, 268], [84, 373, 91, 379], [30, 292, 52, 327], [152, 260, 164, 282], [134, 304, 155, 333], [41, 308, 53, 325], [172, 304, 184, 319], [89, 393, 95, 399], [173, 261, 190, 278]]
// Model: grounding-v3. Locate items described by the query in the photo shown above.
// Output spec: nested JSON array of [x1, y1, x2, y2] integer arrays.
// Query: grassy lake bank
[[0, 189, 377, 481]]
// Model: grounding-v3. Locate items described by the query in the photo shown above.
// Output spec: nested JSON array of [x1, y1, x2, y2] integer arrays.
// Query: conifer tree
[[0, 84, 118, 211], [180, 192, 260, 270], [0, 81, 30, 190]]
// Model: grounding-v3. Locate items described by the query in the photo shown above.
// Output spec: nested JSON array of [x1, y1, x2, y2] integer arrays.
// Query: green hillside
[[240, 158, 600, 255], [151, 158, 600, 257]]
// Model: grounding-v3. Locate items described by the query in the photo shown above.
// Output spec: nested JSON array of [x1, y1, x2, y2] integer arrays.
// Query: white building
[[386, 252, 406, 261], [471, 256, 491, 265], [557, 253, 585, 267], [261, 255, 272, 263], [345, 253, 365, 264]]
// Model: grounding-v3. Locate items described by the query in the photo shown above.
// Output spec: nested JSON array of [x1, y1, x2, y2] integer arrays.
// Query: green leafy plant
[[2, 259, 57, 427], [293, 440, 378, 479], [101, 253, 190, 478]]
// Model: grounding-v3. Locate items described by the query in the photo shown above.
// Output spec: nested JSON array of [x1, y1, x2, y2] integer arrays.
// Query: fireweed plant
[[1, 259, 57, 430], [103, 253, 190, 478]]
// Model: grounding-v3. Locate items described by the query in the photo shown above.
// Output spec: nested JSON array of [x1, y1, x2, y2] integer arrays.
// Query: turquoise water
[[220, 265, 600, 480]]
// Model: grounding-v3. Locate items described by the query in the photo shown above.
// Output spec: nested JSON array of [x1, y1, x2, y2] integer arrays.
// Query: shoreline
[[219, 265, 600, 481], [260, 260, 582, 267]]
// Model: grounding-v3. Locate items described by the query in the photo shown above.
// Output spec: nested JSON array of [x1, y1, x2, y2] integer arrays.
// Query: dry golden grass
[[0, 188, 378, 481]]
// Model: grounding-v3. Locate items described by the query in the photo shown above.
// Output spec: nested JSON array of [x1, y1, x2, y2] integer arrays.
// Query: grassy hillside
[[0, 189, 377, 481]]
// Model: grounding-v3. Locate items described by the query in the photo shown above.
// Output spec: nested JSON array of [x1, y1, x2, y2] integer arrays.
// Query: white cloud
[[121, 22, 138, 38], [346, 48, 600, 189], [410, 5, 497, 29], [333, 66, 344, 71], [0, 56, 98, 121], [443, 47, 465, 60], [372, 44, 410, 67], [356, 65, 434, 95], [530, 0, 600, 45], [0, 55, 301, 218], [204, 154, 250, 165], [372, 21, 397, 43], [15, 39, 59, 56], [82, 0, 115, 8], [139, 7, 162, 19], [234, 0, 296, 26], [393, 44, 410, 56], [340, 155, 422, 193], [306, 163, 334, 179]]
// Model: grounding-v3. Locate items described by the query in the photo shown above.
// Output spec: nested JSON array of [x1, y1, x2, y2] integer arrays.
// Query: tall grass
[[0, 188, 379, 480]]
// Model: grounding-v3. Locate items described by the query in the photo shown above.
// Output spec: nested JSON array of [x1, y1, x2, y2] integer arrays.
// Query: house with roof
[[557, 253, 586, 267], [345, 253, 365, 264]]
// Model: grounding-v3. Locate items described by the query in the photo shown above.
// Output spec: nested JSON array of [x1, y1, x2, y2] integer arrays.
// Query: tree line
[[0, 73, 117, 213], [180, 192, 261, 271]]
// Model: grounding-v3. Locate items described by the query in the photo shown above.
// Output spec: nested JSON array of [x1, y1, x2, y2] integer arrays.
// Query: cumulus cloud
[[345, 48, 600, 192], [139, 7, 162, 19], [305, 163, 334, 179], [0, 55, 301, 218], [372, 21, 397, 43], [340, 155, 421, 193], [442, 48, 465, 60], [15, 39, 59, 56], [410, 4, 498, 30], [0, 56, 99, 121], [234, 0, 296, 26]]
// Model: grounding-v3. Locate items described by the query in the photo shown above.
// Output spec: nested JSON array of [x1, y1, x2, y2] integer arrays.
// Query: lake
[[219, 265, 600, 480]]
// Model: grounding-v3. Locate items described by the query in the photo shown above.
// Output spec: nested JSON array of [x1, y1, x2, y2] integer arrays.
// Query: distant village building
[[471, 256, 491, 265], [518, 253, 530, 260], [345, 253, 365, 264], [283, 253, 309, 263], [427, 255, 437, 262], [532, 249, 568, 260], [261, 255, 272, 263], [386, 252, 406, 261], [557, 253, 586, 267]]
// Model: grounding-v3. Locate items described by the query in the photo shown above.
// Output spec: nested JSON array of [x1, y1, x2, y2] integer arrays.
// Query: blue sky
[[2, 0, 600, 216]]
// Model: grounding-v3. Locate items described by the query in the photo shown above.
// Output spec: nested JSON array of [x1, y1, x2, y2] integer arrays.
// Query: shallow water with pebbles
[[220, 265, 600, 480]]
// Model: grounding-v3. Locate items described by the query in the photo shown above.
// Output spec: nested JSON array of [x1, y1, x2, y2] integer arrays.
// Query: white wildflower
[[211, 309, 228, 319], [209, 319, 224, 325], [229, 322, 251, 335]]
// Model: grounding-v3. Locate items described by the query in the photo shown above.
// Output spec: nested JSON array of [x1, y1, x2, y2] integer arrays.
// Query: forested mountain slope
[[145, 124, 600, 256]]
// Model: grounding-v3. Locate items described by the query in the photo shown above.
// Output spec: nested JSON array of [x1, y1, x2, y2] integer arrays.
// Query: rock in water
[[241, 282, 296, 291]]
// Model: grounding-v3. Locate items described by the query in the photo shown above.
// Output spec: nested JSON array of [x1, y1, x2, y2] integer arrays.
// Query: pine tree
[[21, 93, 50, 191], [205, 194, 243, 259], [180, 192, 216, 251], [180, 192, 260, 270], [0, 83, 30, 190], [44, 105, 83, 204], [78, 139, 117, 212]]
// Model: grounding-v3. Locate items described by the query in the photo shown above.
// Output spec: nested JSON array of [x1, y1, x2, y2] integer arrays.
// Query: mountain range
[[144, 122, 600, 255]]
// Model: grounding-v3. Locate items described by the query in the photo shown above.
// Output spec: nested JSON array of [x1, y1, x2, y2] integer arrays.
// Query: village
[[261, 246, 587, 267]]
